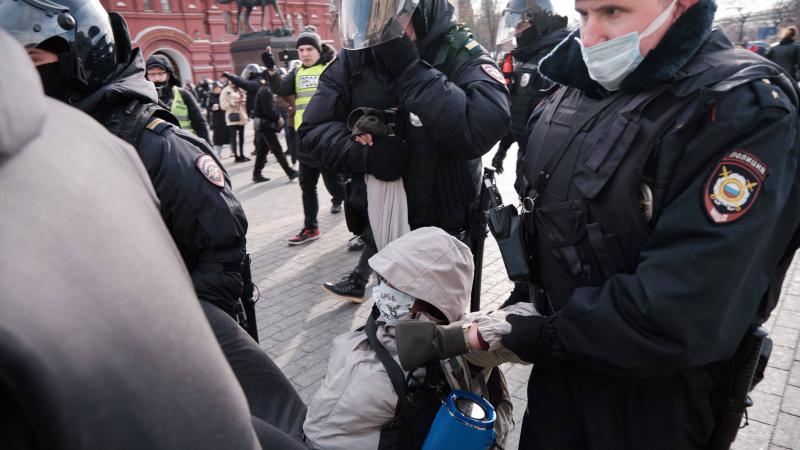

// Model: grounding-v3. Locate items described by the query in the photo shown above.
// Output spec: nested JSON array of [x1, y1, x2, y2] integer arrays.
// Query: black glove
[[491, 155, 504, 174], [395, 320, 469, 370], [366, 135, 409, 181], [500, 314, 553, 363], [372, 35, 419, 77], [221, 71, 233, 79], [261, 52, 276, 70]]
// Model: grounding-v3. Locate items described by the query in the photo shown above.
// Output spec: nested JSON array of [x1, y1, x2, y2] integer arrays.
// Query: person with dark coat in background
[[0, 27, 307, 450], [490, 0, 569, 195], [208, 81, 233, 158], [264, 27, 347, 245], [1, 0, 250, 324], [395, 1, 800, 448], [145, 54, 210, 143], [252, 82, 299, 182], [767, 25, 800, 80], [298, 0, 510, 299]]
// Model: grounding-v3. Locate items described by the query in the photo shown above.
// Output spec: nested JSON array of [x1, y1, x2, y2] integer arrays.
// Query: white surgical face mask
[[373, 282, 416, 325], [577, 0, 677, 91]]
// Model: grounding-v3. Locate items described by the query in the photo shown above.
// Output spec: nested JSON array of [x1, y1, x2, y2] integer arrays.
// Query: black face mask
[[154, 81, 169, 100], [515, 25, 539, 48], [36, 62, 70, 102]]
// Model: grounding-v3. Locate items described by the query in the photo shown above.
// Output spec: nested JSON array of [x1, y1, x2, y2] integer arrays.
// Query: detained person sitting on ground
[[303, 227, 532, 450]]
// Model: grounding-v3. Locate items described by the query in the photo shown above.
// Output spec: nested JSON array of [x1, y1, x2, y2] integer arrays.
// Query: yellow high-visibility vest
[[294, 63, 327, 129]]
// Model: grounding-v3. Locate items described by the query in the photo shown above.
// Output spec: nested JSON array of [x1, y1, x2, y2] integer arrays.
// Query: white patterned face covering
[[372, 281, 416, 325], [577, 0, 677, 91]]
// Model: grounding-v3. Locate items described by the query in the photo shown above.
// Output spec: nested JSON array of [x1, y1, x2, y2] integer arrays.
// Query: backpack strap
[[365, 313, 412, 420]]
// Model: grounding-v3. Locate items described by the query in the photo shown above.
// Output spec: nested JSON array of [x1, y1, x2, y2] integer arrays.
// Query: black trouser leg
[[286, 126, 298, 164], [236, 125, 245, 157], [253, 130, 268, 175], [264, 130, 294, 177], [299, 163, 321, 229], [352, 225, 377, 282], [520, 364, 717, 450], [201, 302, 308, 448], [320, 168, 346, 206]]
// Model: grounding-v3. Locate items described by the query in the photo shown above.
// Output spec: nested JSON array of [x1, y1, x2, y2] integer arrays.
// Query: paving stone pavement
[[228, 126, 799, 449]]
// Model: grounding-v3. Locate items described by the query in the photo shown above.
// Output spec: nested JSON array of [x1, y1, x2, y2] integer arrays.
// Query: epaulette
[[431, 24, 486, 73], [144, 117, 173, 135]]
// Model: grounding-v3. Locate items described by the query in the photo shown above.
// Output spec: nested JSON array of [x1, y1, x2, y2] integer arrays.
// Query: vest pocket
[[574, 115, 641, 199], [535, 200, 588, 277]]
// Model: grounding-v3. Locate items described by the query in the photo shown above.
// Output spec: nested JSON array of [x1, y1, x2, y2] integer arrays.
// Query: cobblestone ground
[[228, 127, 799, 449]]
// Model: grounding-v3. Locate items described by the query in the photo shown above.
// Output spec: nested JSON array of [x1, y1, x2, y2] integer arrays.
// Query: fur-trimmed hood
[[318, 43, 336, 66], [538, 0, 717, 94]]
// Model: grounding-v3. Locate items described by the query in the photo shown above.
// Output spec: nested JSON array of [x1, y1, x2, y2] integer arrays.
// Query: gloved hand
[[491, 155, 504, 174], [501, 313, 552, 363], [221, 71, 233, 79], [253, 118, 262, 131], [471, 302, 538, 351], [372, 35, 419, 78], [395, 321, 469, 370], [261, 51, 276, 70], [366, 135, 409, 181]]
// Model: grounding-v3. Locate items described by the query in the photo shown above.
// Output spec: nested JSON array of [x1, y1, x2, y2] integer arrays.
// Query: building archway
[[150, 47, 193, 84]]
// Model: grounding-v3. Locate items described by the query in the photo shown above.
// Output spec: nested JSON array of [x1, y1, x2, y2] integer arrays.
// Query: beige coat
[[303, 228, 514, 450], [219, 85, 248, 126]]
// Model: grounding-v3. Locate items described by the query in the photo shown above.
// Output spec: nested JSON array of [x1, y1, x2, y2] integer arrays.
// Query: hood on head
[[76, 48, 158, 116], [145, 54, 179, 87], [0, 28, 46, 160], [368, 227, 473, 324], [538, 0, 717, 94]]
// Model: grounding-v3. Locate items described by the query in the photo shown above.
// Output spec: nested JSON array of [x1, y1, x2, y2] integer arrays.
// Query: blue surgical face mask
[[372, 282, 416, 325], [577, 0, 677, 91]]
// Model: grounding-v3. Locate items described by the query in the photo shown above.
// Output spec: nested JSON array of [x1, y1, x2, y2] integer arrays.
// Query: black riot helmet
[[496, 0, 554, 45], [0, 0, 120, 94], [241, 63, 262, 80]]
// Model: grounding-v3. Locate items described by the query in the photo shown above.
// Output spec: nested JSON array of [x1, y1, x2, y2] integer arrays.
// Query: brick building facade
[[105, 0, 338, 82]]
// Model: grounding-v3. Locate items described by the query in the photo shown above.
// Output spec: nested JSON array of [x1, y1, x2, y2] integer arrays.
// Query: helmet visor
[[0, 0, 76, 50], [495, 5, 527, 45], [339, 0, 420, 50]]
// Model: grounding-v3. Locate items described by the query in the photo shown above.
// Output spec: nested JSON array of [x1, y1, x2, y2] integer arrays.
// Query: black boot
[[253, 173, 270, 183], [322, 273, 367, 303]]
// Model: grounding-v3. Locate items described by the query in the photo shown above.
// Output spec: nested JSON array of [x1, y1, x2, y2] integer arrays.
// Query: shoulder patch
[[196, 154, 225, 188], [703, 150, 767, 224], [481, 64, 505, 85]]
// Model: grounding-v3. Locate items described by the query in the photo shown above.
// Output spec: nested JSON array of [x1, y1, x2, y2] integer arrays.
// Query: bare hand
[[354, 133, 374, 146]]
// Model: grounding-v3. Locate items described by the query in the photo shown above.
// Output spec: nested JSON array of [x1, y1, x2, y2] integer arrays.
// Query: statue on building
[[218, 0, 290, 35]]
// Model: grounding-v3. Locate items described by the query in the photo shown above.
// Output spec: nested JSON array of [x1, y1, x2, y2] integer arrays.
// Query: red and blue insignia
[[196, 154, 225, 188], [481, 64, 506, 85], [703, 150, 767, 224]]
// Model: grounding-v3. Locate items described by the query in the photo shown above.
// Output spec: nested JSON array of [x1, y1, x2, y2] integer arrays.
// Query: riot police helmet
[[338, 0, 419, 49], [0, 0, 119, 93], [241, 63, 263, 80], [496, 0, 554, 45]]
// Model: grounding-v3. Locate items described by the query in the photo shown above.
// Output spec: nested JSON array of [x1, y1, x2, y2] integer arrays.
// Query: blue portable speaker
[[422, 390, 496, 450]]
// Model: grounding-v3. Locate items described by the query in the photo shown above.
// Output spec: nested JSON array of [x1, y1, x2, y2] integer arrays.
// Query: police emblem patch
[[481, 64, 506, 85], [196, 154, 225, 188], [703, 150, 767, 224]]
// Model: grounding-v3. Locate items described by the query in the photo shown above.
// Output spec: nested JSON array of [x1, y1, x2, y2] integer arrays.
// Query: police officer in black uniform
[[493, 0, 800, 448], [0, 0, 249, 324], [299, 0, 510, 258], [490, 0, 568, 195]]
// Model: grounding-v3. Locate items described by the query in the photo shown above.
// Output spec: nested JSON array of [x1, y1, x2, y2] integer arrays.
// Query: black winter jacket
[[298, 2, 510, 228], [76, 49, 249, 317], [767, 38, 800, 79]]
